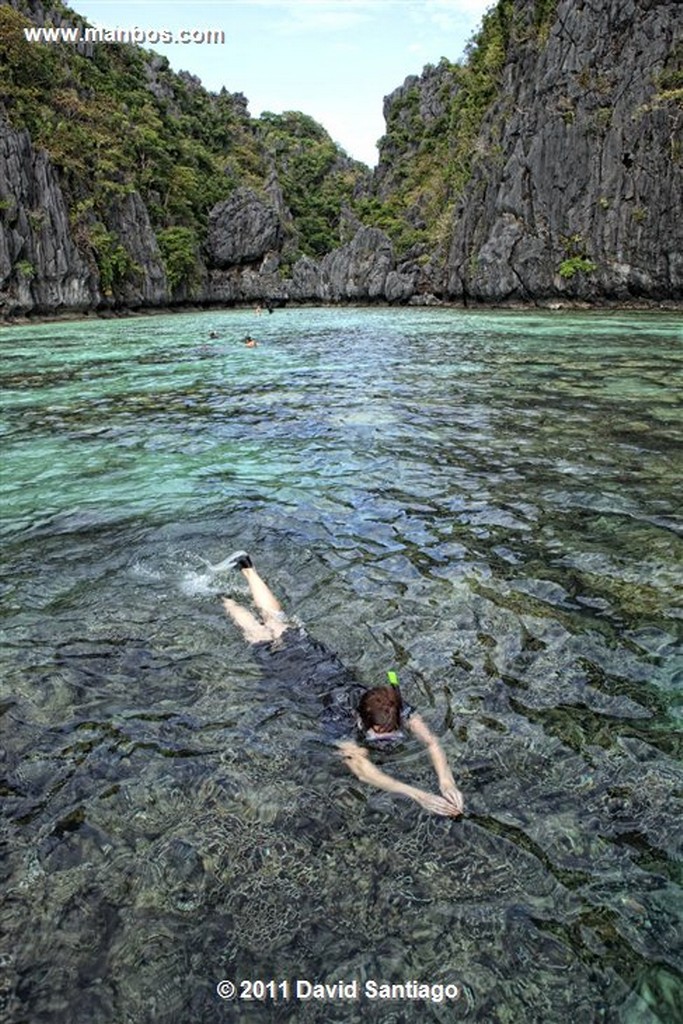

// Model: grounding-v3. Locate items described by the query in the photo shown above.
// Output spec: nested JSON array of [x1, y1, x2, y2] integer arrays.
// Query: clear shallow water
[[0, 306, 681, 1023]]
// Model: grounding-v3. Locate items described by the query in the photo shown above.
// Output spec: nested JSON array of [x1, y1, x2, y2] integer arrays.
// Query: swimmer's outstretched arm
[[337, 740, 461, 818], [407, 714, 464, 815]]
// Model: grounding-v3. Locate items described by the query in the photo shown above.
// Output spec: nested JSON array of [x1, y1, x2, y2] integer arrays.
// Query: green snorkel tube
[[387, 670, 399, 687]]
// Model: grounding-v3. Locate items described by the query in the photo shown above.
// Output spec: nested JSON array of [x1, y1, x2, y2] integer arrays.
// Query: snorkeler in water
[[217, 552, 463, 818]]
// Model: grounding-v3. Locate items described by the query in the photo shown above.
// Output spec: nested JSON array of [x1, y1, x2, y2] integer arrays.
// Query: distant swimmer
[[208, 330, 219, 339], [216, 551, 464, 818], [243, 335, 258, 348]]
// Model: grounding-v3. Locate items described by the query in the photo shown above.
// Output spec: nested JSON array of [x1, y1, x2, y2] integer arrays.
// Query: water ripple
[[1, 308, 681, 1023]]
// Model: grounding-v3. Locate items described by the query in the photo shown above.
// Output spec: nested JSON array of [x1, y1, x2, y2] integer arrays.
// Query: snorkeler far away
[[218, 552, 464, 818]]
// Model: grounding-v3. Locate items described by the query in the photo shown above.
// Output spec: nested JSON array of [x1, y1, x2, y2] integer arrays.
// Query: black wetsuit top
[[252, 627, 366, 740], [251, 627, 412, 745]]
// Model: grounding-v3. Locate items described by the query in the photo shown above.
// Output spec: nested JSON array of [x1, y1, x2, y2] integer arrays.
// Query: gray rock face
[[384, 269, 415, 303], [0, 119, 170, 314], [289, 256, 321, 299], [203, 227, 398, 305], [0, 120, 96, 315], [206, 189, 282, 268], [319, 227, 394, 300], [446, 0, 682, 301], [106, 192, 167, 306], [2, 0, 679, 314], [207, 265, 288, 304]]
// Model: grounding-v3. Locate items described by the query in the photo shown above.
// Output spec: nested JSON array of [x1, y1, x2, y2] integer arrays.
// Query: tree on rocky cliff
[[362, 0, 554, 258], [257, 111, 369, 259], [0, 0, 679, 313], [0, 0, 368, 301]]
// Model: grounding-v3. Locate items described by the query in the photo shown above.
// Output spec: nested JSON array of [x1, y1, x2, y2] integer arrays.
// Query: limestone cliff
[[0, 0, 680, 315], [445, 0, 682, 301], [0, 0, 373, 315], [0, 119, 96, 312]]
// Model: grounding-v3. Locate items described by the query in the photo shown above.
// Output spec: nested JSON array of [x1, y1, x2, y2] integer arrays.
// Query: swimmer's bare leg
[[219, 551, 289, 641], [239, 563, 289, 640], [241, 565, 284, 619], [221, 597, 272, 645]]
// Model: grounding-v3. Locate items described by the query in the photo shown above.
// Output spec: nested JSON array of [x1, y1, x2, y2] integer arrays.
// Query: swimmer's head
[[357, 685, 403, 742]]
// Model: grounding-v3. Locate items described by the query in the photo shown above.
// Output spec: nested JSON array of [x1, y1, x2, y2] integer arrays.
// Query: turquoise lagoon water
[[0, 306, 681, 1023]]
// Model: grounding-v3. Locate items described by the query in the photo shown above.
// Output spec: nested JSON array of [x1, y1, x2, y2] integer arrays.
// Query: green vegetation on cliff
[[0, 2, 261, 288], [2, 0, 678, 308], [0, 0, 562, 280], [0, 4, 265, 222], [0, 0, 368, 286], [363, 0, 557, 257], [258, 112, 368, 258], [0, 0, 556, 282]]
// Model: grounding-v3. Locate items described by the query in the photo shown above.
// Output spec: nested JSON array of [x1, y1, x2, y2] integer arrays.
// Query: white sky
[[71, 1, 494, 166]]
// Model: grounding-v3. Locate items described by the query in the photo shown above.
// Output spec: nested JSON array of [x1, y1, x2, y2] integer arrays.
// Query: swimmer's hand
[[337, 740, 372, 776], [337, 740, 461, 818], [412, 790, 463, 818], [408, 713, 464, 815], [439, 782, 464, 816]]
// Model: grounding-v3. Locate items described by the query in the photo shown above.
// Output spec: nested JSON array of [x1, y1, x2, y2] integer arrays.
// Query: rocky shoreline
[[3, 295, 682, 330], [1, 0, 681, 319]]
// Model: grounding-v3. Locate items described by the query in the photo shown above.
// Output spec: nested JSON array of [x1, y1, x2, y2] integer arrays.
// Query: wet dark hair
[[358, 685, 402, 733]]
